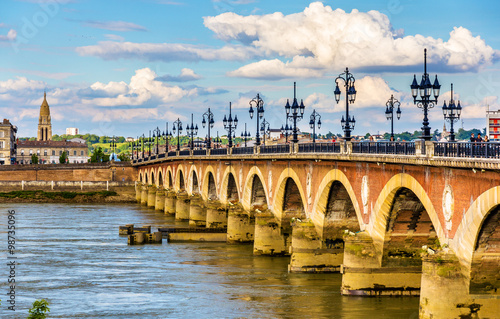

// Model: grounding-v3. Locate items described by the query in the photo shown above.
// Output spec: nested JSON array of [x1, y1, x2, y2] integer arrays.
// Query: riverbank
[[0, 189, 136, 203]]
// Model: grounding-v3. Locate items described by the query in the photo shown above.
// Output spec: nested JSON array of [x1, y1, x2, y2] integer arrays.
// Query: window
[[52, 150, 55, 156], [80, 150, 84, 156], [0, 131, 4, 137], [37, 149, 40, 155], [29, 149, 33, 155], [21, 150, 24, 155], [59, 150, 62, 155], [73, 150, 77, 156], [44, 150, 47, 156], [0, 141, 4, 149]]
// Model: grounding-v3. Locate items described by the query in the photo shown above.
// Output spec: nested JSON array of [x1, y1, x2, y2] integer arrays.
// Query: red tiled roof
[[17, 140, 88, 148]]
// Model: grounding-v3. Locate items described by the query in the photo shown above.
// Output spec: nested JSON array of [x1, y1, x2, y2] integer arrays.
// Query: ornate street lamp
[[442, 84, 461, 142], [260, 118, 270, 146], [140, 134, 145, 158], [214, 131, 221, 149], [385, 95, 401, 141], [201, 108, 215, 149], [152, 127, 162, 155], [186, 113, 198, 150], [172, 118, 183, 151], [109, 135, 117, 158], [285, 82, 306, 143], [410, 48, 441, 141], [334, 68, 356, 141], [281, 119, 292, 144], [164, 122, 172, 153], [309, 109, 321, 146], [241, 123, 250, 147], [223, 102, 238, 148], [148, 130, 152, 157], [249, 93, 265, 146]]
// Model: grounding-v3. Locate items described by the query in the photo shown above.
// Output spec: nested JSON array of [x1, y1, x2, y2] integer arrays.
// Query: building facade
[[0, 119, 18, 165], [66, 127, 79, 135], [486, 110, 500, 141]]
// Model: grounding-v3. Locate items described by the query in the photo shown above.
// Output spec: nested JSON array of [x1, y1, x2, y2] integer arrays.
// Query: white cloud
[[104, 34, 125, 41], [461, 96, 499, 119], [0, 29, 17, 41], [82, 20, 147, 32], [156, 68, 203, 82]]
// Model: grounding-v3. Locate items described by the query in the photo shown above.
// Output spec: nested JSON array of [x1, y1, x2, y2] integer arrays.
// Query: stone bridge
[[133, 141, 499, 319]]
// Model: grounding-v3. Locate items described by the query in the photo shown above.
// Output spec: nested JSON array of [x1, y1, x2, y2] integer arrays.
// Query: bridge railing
[[193, 149, 207, 156], [232, 147, 254, 155], [210, 148, 228, 156], [434, 142, 500, 158], [351, 141, 416, 155], [179, 150, 190, 156], [260, 144, 290, 154], [167, 151, 177, 157], [298, 142, 341, 153]]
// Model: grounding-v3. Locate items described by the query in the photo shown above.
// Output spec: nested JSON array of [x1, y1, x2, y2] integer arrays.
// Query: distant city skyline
[[1, 0, 499, 139]]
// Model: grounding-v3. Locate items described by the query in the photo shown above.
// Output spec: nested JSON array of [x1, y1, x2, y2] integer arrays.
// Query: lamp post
[[153, 127, 162, 155], [109, 136, 117, 159], [148, 130, 152, 157], [165, 122, 172, 153], [186, 113, 198, 150], [281, 118, 292, 144], [172, 118, 183, 151], [249, 93, 265, 146], [334, 68, 357, 141], [223, 102, 238, 148], [260, 118, 270, 146], [285, 82, 305, 143], [309, 109, 321, 147], [241, 123, 250, 147], [140, 134, 145, 158], [442, 84, 461, 142], [214, 131, 221, 149], [410, 48, 441, 141], [202, 108, 214, 149], [385, 95, 401, 141]]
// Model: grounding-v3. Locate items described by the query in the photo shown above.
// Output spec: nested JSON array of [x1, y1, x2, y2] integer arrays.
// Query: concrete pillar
[[419, 251, 497, 319], [135, 182, 142, 203], [155, 188, 165, 211], [253, 211, 288, 256], [175, 191, 190, 220], [206, 200, 227, 228], [189, 193, 207, 227], [341, 232, 421, 296], [289, 221, 342, 273], [227, 203, 254, 243], [164, 190, 176, 215], [147, 185, 156, 207], [140, 184, 148, 205]]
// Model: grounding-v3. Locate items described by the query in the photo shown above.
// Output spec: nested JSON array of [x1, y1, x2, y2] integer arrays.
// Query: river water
[[0, 204, 419, 318]]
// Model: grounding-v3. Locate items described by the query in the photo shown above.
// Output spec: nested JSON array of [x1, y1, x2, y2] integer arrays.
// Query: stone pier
[[206, 200, 227, 228], [140, 184, 148, 205], [227, 203, 254, 243], [189, 193, 207, 227], [135, 182, 142, 203], [164, 190, 176, 215], [289, 221, 342, 272], [253, 211, 288, 255], [175, 191, 190, 221], [155, 188, 165, 211], [147, 185, 156, 207]]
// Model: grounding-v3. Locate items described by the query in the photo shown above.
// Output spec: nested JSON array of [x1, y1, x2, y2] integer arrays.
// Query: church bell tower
[[37, 91, 52, 141]]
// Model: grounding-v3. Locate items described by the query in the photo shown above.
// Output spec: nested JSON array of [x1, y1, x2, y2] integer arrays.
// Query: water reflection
[[0, 204, 418, 318]]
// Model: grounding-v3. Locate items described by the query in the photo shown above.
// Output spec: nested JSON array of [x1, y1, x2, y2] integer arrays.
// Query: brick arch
[[150, 170, 155, 185], [187, 164, 200, 195], [158, 170, 163, 187], [273, 168, 307, 223], [138, 171, 143, 183], [454, 186, 500, 266], [220, 166, 240, 205], [175, 164, 186, 191], [369, 173, 443, 259], [310, 169, 363, 240], [166, 166, 174, 189], [241, 166, 269, 211], [201, 165, 217, 201]]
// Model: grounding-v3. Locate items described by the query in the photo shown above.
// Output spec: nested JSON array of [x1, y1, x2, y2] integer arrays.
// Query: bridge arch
[[150, 170, 155, 186], [201, 165, 217, 201], [158, 170, 163, 187], [273, 168, 307, 222], [310, 169, 363, 241], [188, 165, 200, 195], [369, 173, 443, 260], [139, 171, 143, 183], [166, 167, 174, 189], [220, 166, 240, 204], [241, 166, 268, 211], [175, 165, 186, 191]]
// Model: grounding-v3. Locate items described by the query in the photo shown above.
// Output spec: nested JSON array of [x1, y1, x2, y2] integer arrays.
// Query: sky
[[1, 0, 499, 139]]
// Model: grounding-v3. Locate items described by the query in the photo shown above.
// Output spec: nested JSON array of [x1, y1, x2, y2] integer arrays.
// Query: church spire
[[37, 91, 52, 141]]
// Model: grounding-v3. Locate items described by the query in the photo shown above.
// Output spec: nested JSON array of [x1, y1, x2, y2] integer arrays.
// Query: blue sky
[[1, 0, 499, 139]]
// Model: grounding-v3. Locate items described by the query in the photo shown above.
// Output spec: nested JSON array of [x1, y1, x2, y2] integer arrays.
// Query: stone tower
[[37, 91, 52, 141]]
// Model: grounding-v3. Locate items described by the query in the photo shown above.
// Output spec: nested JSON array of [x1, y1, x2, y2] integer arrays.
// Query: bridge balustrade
[[260, 144, 290, 154], [167, 151, 177, 157], [351, 141, 415, 155], [192, 149, 207, 156], [178, 150, 190, 156], [210, 148, 228, 156], [150, 155, 157, 160], [157, 154, 165, 159], [434, 142, 500, 158], [232, 147, 254, 155], [298, 142, 341, 153]]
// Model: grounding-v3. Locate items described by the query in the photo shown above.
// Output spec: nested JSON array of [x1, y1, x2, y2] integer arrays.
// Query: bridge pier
[[341, 232, 421, 296], [175, 191, 190, 220], [140, 184, 148, 205], [155, 188, 165, 211], [164, 190, 176, 215], [253, 211, 288, 256], [189, 194, 206, 227], [206, 200, 227, 229], [147, 185, 156, 207], [289, 221, 342, 272], [227, 204, 254, 243], [420, 251, 498, 319], [135, 182, 142, 203]]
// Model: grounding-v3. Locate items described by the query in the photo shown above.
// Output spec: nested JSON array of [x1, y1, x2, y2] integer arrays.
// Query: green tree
[[28, 299, 50, 319], [117, 152, 130, 162], [31, 154, 39, 164], [59, 151, 68, 164], [117, 136, 125, 143], [90, 147, 110, 163]]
